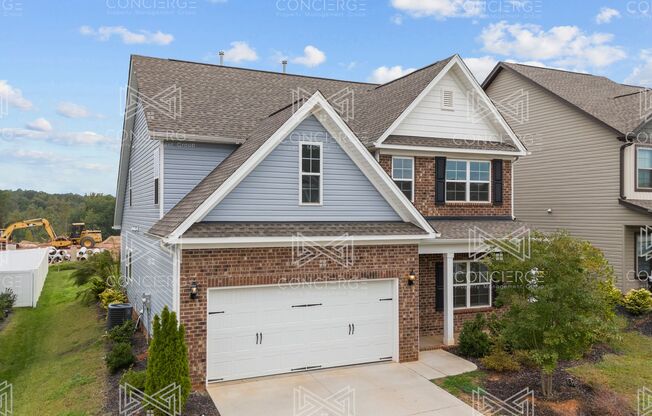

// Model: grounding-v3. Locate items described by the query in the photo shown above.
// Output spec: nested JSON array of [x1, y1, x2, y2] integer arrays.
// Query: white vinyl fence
[[0, 248, 49, 307]]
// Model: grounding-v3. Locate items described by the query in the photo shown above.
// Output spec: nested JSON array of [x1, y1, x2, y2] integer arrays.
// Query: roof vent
[[218, 51, 225, 66], [282, 60, 288, 73], [441, 89, 454, 110]]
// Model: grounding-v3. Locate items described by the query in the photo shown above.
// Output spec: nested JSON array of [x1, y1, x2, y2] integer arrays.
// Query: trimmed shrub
[[481, 347, 521, 372], [622, 289, 652, 316], [120, 369, 147, 390], [458, 314, 491, 358], [106, 342, 135, 373], [146, 307, 191, 410], [598, 278, 622, 308], [99, 288, 127, 309], [0, 289, 17, 312], [108, 320, 136, 344]]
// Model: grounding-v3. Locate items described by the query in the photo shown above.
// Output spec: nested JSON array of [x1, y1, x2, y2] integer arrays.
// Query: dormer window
[[441, 89, 454, 110], [637, 147, 652, 190], [300, 142, 322, 205]]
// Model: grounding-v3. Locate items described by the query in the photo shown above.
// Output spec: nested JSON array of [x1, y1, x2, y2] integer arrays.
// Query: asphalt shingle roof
[[492, 63, 648, 135], [427, 219, 527, 240], [384, 135, 519, 151], [182, 221, 428, 238]]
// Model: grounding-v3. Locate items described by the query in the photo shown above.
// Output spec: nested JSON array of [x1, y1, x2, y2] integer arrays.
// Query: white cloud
[[625, 49, 652, 87], [223, 41, 258, 63], [478, 21, 626, 68], [391, 0, 482, 19], [368, 65, 417, 83], [56, 101, 102, 119], [25, 118, 52, 132], [596, 7, 620, 24], [391, 14, 404, 25], [79, 25, 174, 45], [0, 80, 33, 110], [291, 45, 326, 68], [11, 149, 112, 172], [0, 127, 116, 146], [463, 56, 498, 83]]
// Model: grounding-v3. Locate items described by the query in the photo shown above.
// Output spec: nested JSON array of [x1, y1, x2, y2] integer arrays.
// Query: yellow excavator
[[0, 218, 102, 249]]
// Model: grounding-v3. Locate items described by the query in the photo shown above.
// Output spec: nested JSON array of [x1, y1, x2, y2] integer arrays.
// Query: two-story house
[[483, 62, 652, 293], [113, 54, 527, 388]]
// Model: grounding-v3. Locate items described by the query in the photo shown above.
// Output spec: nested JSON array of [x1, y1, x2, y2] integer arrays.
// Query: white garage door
[[207, 279, 396, 382]]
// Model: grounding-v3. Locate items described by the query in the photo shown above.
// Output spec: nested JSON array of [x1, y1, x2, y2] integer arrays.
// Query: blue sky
[[1, 0, 651, 195]]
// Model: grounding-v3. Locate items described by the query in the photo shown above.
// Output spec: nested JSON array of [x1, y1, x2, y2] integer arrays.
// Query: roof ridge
[[131, 54, 379, 86], [503, 61, 603, 78], [372, 55, 455, 90]]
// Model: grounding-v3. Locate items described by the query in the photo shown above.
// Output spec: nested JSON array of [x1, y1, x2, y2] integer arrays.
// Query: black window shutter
[[435, 157, 447, 206], [435, 262, 444, 311], [492, 159, 503, 206]]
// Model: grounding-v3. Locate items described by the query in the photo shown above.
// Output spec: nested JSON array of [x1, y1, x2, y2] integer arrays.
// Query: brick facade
[[418, 253, 496, 337], [379, 155, 512, 217], [180, 244, 420, 389]]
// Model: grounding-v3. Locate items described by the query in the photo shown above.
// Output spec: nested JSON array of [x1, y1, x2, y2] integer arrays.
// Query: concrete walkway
[[208, 350, 477, 416]]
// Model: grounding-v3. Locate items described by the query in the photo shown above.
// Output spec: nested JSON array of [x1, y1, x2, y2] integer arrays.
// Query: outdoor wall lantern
[[190, 281, 199, 299], [407, 269, 416, 286]]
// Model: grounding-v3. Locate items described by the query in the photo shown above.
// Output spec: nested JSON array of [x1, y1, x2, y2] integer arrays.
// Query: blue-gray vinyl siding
[[120, 101, 174, 330], [204, 116, 401, 222], [163, 142, 237, 213]]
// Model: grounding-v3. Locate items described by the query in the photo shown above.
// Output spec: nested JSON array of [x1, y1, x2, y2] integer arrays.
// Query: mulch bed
[[98, 307, 220, 415], [445, 343, 634, 416]]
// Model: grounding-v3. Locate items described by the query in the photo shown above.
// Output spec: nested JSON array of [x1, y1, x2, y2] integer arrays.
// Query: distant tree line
[[0, 189, 118, 243]]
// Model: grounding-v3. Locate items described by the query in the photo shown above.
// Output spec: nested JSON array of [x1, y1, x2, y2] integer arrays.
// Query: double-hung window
[[392, 157, 414, 201], [300, 143, 322, 204], [636, 232, 652, 279], [453, 261, 492, 309], [445, 160, 490, 202], [637, 147, 652, 189]]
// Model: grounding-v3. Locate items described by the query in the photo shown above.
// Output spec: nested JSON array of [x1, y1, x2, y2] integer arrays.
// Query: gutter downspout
[[511, 156, 519, 220], [620, 138, 635, 200]]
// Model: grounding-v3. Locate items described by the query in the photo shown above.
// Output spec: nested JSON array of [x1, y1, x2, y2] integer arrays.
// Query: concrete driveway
[[208, 350, 477, 416]]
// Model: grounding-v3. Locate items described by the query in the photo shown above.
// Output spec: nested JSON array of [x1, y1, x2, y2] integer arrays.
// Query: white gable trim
[[164, 92, 436, 242], [374, 55, 527, 155], [377, 144, 525, 157]]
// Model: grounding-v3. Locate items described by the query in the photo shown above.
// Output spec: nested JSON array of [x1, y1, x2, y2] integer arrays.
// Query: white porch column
[[442, 252, 455, 345]]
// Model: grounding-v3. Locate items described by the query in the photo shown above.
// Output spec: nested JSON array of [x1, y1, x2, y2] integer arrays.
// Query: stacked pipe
[[48, 246, 71, 264]]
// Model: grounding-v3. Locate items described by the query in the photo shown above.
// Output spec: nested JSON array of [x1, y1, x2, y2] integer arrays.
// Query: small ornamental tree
[[145, 307, 191, 412], [485, 230, 619, 397]]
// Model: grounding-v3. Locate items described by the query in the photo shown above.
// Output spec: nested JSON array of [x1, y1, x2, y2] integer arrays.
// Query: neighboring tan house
[[483, 62, 652, 293], [113, 54, 527, 388]]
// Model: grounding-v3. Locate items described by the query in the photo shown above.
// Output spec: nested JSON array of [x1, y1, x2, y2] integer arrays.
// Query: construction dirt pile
[[97, 235, 121, 257]]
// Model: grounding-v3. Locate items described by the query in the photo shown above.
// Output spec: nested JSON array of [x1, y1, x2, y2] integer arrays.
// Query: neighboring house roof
[[483, 62, 648, 135], [182, 221, 428, 238], [619, 198, 652, 215], [149, 91, 437, 241], [383, 135, 519, 152], [427, 219, 527, 240]]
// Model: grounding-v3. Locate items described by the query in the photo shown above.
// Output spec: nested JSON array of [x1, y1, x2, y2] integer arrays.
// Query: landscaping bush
[[146, 307, 191, 410], [622, 288, 652, 316], [99, 288, 127, 309], [0, 289, 17, 313], [71, 251, 118, 286], [481, 346, 521, 372], [120, 369, 147, 390], [105, 342, 135, 374], [108, 320, 136, 344], [458, 314, 491, 358], [598, 278, 622, 308], [77, 276, 108, 305]]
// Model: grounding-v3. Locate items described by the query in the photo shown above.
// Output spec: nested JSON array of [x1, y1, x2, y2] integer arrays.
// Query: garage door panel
[[207, 280, 396, 382]]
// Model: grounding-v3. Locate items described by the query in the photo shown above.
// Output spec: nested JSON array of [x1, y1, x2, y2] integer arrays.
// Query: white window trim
[[636, 147, 652, 190], [128, 168, 133, 207], [453, 260, 492, 310], [298, 141, 323, 206], [126, 248, 133, 281], [153, 147, 160, 207], [391, 156, 415, 202], [445, 159, 491, 203]]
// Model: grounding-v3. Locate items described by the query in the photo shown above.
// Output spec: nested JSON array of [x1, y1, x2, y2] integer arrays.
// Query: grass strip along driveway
[[0, 268, 106, 415]]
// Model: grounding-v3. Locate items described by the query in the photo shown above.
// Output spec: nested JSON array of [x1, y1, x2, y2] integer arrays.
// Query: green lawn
[[569, 330, 652, 408], [0, 268, 107, 415]]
